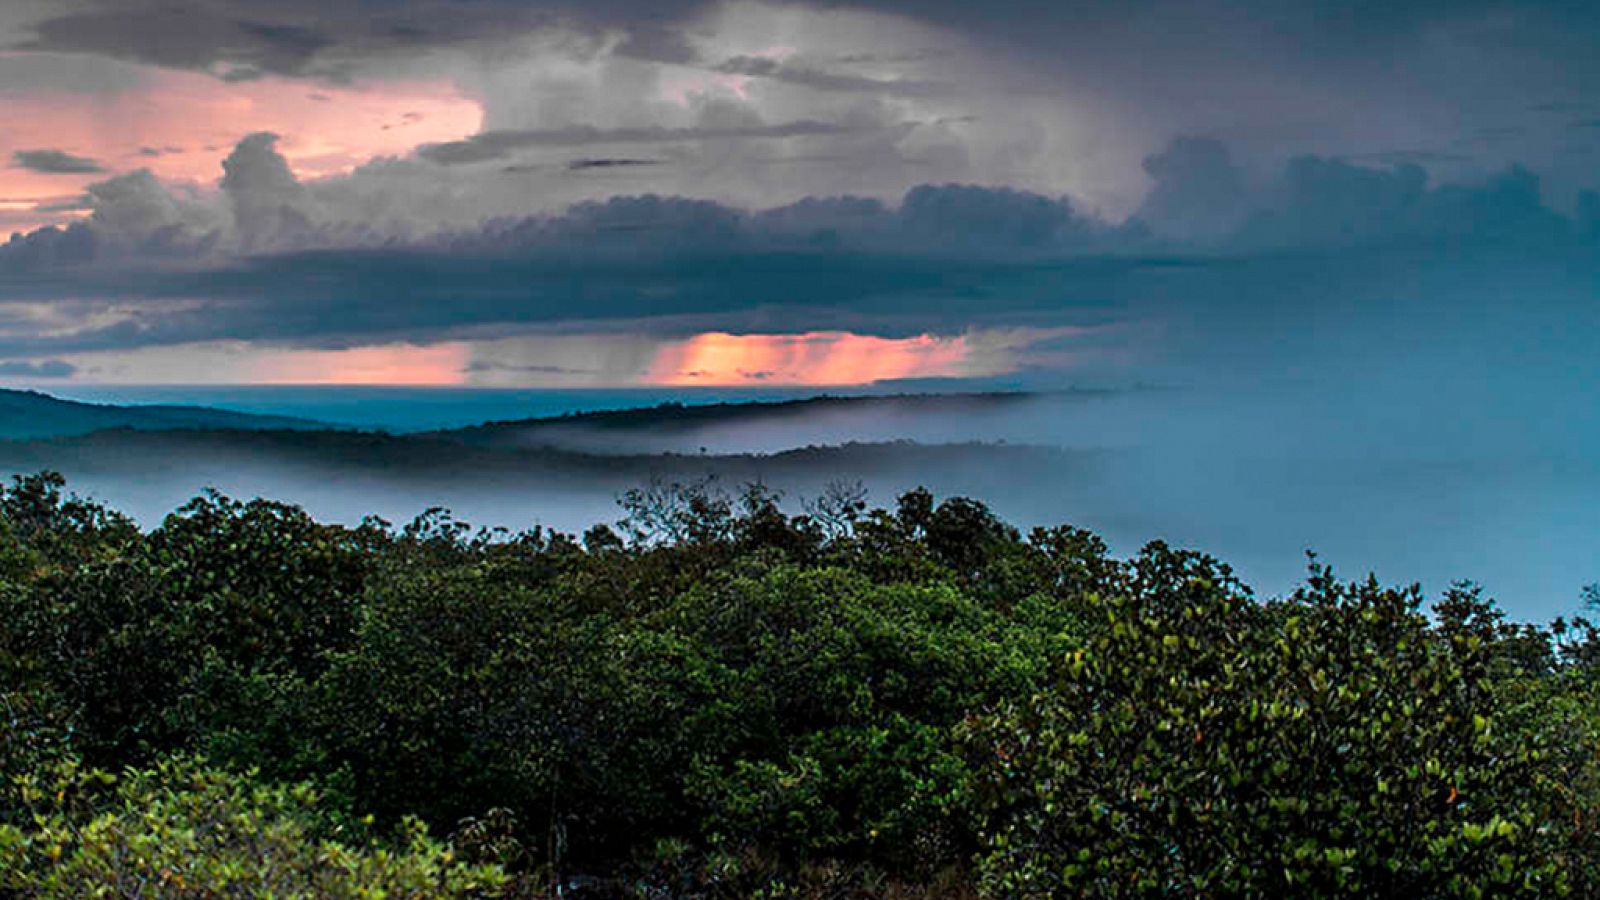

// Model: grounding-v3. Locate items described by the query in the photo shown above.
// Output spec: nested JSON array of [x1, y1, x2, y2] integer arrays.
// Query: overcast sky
[[1, 0, 1598, 385]]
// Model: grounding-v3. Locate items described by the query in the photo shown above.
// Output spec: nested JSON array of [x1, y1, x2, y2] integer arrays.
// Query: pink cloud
[[0, 63, 482, 230]]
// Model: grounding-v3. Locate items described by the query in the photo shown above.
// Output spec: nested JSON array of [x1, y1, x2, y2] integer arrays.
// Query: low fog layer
[[0, 429, 1097, 556], [4, 374, 1595, 621], [4, 244, 1596, 620]]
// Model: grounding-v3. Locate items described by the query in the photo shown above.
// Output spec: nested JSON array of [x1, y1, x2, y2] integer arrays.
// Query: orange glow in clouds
[[648, 332, 972, 386], [55, 329, 1046, 386]]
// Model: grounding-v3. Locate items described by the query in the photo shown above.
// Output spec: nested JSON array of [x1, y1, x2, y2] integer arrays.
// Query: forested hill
[[3, 473, 1598, 897], [0, 425, 1084, 489], [0, 390, 1100, 530], [430, 391, 1044, 447], [0, 388, 1055, 445], [0, 387, 322, 440]]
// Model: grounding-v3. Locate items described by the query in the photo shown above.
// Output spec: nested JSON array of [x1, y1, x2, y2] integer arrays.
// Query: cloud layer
[[12, 149, 105, 174], [0, 0, 1598, 384], [0, 127, 1592, 387]]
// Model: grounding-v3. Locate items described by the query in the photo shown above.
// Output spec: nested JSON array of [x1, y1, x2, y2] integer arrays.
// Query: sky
[[0, 0, 1597, 387], [0, 0, 1596, 611]]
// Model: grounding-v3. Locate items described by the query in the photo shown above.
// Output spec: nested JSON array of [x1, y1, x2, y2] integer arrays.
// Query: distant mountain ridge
[[429, 391, 1044, 447], [0, 388, 1058, 444], [0, 388, 325, 440], [0, 424, 1093, 532]]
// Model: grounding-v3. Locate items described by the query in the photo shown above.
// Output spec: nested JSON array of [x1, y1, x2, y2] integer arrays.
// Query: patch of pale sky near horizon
[[37, 326, 1079, 387]]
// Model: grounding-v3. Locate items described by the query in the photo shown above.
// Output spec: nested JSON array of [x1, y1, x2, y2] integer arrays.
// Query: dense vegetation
[[2, 470, 1598, 897]]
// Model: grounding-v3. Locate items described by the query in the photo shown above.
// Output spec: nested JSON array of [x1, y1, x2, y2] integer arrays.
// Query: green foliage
[[970, 557, 1596, 897], [1, 470, 1597, 897], [0, 757, 506, 897]]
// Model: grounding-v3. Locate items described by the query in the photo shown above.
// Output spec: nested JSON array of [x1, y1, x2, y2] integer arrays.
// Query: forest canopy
[[2, 471, 1598, 897]]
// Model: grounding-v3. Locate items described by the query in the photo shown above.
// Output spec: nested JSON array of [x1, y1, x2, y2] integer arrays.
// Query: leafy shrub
[[0, 757, 506, 898], [969, 555, 1594, 897]]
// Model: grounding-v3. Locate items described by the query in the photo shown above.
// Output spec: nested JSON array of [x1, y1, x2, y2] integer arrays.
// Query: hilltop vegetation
[[2, 471, 1599, 897], [430, 392, 1048, 452], [0, 389, 321, 441]]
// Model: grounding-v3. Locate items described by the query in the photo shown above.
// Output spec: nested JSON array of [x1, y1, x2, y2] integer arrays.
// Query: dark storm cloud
[[1134, 138, 1576, 250], [566, 158, 663, 171], [26, 0, 1599, 70], [418, 120, 907, 165], [0, 176, 1138, 354], [12, 149, 104, 174], [0, 250, 1158, 358], [0, 224, 96, 273], [441, 187, 1115, 257], [1134, 137, 1250, 243], [19, 0, 1595, 103], [0, 132, 1594, 359], [845, 0, 1600, 55], [13, 0, 706, 79], [1342, 150, 1473, 167], [19, 7, 337, 80], [1235, 160, 1571, 249], [0, 359, 76, 378]]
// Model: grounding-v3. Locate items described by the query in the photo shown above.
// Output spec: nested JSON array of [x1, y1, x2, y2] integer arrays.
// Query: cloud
[[2, 134, 324, 265], [897, 183, 1091, 251], [0, 359, 76, 378], [220, 133, 317, 250], [0, 50, 150, 94], [1134, 137, 1250, 243], [567, 158, 663, 171], [711, 54, 949, 96], [0, 156, 1137, 355], [22, 0, 1594, 81], [0, 131, 1594, 363], [1234, 158, 1571, 249], [29, 195, 94, 214], [12, 149, 105, 174], [10, 0, 718, 82], [0, 224, 97, 273], [79, 169, 225, 257], [1133, 136, 1577, 250], [13, 0, 1594, 225], [20, 7, 336, 80], [1339, 150, 1473, 167], [418, 120, 906, 165]]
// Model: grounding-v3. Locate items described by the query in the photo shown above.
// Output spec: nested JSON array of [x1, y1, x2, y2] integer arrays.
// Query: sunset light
[[249, 342, 471, 386], [4, 3, 1599, 892], [646, 331, 973, 386]]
